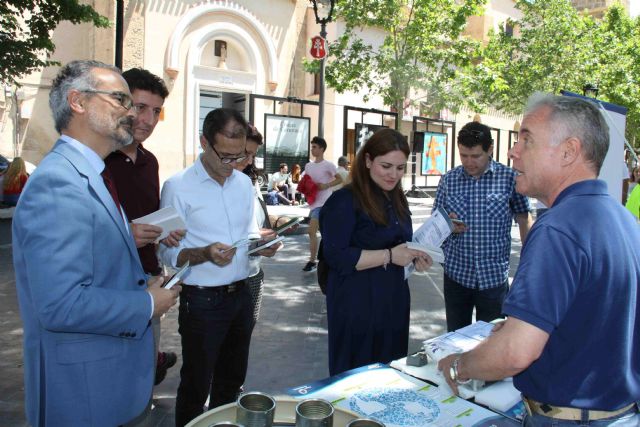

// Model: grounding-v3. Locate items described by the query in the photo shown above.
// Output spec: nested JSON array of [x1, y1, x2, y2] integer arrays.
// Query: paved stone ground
[[0, 198, 525, 426]]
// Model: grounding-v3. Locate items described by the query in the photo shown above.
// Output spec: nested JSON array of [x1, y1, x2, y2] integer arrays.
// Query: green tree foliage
[[470, 0, 640, 146], [313, 0, 486, 120], [0, 0, 110, 84], [590, 6, 640, 147]]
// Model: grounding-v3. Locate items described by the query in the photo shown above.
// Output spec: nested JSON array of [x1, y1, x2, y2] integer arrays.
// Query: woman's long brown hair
[[350, 129, 410, 226], [3, 157, 28, 192]]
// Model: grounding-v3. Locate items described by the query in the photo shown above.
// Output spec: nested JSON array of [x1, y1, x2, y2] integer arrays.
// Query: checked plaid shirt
[[433, 159, 530, 290]]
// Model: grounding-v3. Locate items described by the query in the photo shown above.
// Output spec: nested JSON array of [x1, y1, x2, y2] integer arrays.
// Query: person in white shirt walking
[[302, 136, 342, 272]]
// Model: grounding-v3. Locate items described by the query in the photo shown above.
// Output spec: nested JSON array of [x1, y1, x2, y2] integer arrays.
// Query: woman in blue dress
[[321, 129, 432, 376]]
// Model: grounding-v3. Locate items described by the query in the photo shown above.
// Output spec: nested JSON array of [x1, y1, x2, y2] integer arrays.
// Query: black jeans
[[444, 274, 508, 332], [175, 284, 254, 427]]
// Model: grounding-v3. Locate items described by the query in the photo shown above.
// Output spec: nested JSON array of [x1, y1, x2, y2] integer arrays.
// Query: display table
[[286, 363, 520, 427]]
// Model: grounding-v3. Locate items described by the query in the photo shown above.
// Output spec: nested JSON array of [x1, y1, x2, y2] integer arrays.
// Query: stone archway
[[163, 2, 280, 162]]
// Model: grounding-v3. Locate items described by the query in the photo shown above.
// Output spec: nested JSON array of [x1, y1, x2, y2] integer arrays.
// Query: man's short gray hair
[[338, 156, 349, 167], [525, 92, 609, 174], [49, 60, 121, 133]]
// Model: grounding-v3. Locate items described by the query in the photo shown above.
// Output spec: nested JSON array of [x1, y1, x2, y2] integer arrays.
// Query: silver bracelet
[[382, 249, 389, 270], [450, 357, 472, 385]]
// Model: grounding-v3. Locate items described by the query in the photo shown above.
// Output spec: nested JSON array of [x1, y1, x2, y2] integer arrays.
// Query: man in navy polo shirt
[[434, 121, 531, 331], [439, 93, 640, 426]]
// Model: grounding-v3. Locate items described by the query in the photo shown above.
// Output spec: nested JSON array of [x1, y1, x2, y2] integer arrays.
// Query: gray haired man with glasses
[[13, 60, 180, 426], [159, 108, 281, 426]]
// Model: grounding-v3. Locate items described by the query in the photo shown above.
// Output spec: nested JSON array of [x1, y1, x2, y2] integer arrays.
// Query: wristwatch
[[450, 357, 472, 385]]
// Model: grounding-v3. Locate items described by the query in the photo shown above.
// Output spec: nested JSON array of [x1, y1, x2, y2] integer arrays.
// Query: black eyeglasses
[[210, 143, 247, 164], [82, 90, 133, 110]]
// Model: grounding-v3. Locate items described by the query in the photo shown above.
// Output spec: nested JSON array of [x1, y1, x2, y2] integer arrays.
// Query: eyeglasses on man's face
[[209, 141, 247, 164], [82, 90, 134, 110]]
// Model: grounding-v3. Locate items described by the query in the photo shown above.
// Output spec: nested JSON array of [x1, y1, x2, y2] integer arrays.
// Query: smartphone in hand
[[451, 218, 466, 226]]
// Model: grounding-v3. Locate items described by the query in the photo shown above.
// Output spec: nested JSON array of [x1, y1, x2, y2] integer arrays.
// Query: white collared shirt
[[158, 156, 259, 286]]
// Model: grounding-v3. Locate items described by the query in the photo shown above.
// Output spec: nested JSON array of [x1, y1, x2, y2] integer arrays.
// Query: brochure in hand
[[406, 242, 445, 264], [247, 235, 285, 255], [223, 237, 261, 252], [273, 216, 304, 235], [163, 261, 190, 289], [411, 206, 454, 248], [404, 207, 453, 278]]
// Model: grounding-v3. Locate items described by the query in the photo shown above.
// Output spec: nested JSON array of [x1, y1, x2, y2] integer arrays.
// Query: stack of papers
[[422, 321, 494, 362]]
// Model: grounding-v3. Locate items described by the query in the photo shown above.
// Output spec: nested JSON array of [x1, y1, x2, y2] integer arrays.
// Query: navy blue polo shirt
[[503, 180, 640, 410]]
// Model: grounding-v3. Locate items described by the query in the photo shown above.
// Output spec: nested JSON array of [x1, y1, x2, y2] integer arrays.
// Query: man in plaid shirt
[[433, 122, 531, 331]]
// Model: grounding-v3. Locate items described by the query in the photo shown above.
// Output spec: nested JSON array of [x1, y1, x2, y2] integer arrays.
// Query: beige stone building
[[572, 0, 630, 18], [0, 0, 629, 186]]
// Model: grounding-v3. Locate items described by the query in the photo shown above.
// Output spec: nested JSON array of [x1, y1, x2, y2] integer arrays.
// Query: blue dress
[[321, 188, 413, 376]]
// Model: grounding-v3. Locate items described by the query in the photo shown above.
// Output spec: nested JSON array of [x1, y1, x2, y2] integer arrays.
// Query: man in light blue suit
[[12, 60, 180, 427]]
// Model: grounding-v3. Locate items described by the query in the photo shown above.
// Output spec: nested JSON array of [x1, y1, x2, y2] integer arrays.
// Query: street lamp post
[[582, 83, 599, 98], [311, 0, 335, 138]]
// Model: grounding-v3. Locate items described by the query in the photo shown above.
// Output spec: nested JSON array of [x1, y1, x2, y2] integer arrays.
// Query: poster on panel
[[354, 123, 388, 153], [264, 114, 310, 173], [421, 132, 447, 176]]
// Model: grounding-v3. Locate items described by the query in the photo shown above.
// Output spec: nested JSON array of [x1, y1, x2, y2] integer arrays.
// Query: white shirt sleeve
[[158, 178, 182, 269]]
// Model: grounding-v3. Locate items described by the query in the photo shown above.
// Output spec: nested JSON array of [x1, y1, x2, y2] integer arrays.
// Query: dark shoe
[[302, 261, 317, 272], [155, 351, 177, 385]]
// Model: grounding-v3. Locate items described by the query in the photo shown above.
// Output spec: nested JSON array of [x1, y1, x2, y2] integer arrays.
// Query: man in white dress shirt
[[159, 108, 280, 426]]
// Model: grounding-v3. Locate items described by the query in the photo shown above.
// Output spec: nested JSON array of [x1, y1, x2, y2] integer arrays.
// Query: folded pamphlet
[[406, 242, 445, 264], [411, 206, 454, 248], [404, 207, 453, 278]]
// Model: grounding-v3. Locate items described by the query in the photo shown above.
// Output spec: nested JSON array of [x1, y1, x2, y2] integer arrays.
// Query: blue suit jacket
[[12, 140, 154, 426]]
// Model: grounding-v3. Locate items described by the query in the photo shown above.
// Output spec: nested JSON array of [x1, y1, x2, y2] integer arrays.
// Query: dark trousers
[[175, 284, 254, 427], [444, 274, 508, 332]]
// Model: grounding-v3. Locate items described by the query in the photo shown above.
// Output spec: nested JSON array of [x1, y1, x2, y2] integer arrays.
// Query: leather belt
[[523, 397, 637, 421], [182, 280, 246, 294]]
